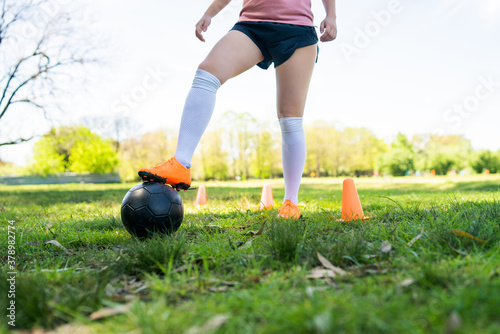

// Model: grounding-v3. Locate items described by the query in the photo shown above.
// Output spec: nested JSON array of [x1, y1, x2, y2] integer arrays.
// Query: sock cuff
[[192, 69, 221, 93], [279, 117, 303, 133]]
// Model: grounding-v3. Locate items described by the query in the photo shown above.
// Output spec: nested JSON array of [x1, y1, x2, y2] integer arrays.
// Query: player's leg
[[275, 44, 317, 218], [198, 30, 265, 85], [139, 30, 264, 189]]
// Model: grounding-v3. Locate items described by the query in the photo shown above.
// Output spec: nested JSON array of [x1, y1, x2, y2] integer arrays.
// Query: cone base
[[259, 203, 273, 211], [336, 216, 371, 222]]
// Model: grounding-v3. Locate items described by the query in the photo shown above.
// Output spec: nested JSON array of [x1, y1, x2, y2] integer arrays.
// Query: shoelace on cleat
[[154, 158, 175, 168]]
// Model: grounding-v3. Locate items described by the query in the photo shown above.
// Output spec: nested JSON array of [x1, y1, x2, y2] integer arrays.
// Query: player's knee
[[197, 63, 226, 85], [278, 105, 303, 118]]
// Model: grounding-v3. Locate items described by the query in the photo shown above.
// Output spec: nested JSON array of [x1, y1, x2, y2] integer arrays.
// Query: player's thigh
[[199, 30, 264, 85], [275, 44, 317, 118]]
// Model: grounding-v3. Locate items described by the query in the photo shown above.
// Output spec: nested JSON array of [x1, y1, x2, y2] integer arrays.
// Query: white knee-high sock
[[280, 117, 306, 205], [174, 69, 221, 168]]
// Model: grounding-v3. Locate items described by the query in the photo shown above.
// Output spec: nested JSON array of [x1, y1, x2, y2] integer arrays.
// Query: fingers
[[319, 20, 337, 42], [195, 16, 211, 42], [195, 22, 206, 42]]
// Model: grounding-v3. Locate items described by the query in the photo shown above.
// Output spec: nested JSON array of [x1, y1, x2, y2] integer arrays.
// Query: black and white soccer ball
[[121, 182, 183, 238]]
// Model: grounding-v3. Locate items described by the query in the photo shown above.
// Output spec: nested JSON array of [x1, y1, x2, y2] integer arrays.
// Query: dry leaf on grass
[[24, 324, 96, 334], [363, 254, 377, 259], [307, 267, 336, 279], [45, 240, 72, 256], [398, 278, 415, 288], [133, 285, 148, 294], [174, 264, 191, 273], [445, 311, 462, 334], [317, 252, 346, 276], [450, 230, 486, 243], [380, 241, 392, 253], [186, 314, 230, 334], [89, 304, 131, 320], [206, 224, 224, 229], [447, 242, 467, 256], [406, 227, 424, 248], [243, 221, 267, 236], [305, 286, 329, 298]]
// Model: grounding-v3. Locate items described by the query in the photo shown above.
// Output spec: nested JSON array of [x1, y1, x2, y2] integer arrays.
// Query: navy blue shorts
[[230, 21, 319, 70]]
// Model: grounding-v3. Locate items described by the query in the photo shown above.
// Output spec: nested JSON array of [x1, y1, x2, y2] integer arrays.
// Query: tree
[[305, 122, 341, 176], [81, 115, 141, 152], [377, 133, 414, 176], [27, 125, 118, 175], [28, 136, 66, 176], [222, 111, 258, 180], [0, 0, 102, 146], [416, 135, 472, 175], [0, 159, 16, 175], [197, 130, 229, 180], [251, 128, 281, 178], [378, 148, 414, 176], [340, 127, 386, 176], [470, 150, 500, 174], [118, 130, 177, 182], [68, 138, 118, 173]]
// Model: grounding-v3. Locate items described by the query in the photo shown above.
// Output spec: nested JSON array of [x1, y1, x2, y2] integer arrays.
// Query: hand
[[319, 17, 337, 42], [195, 15, 212, 42]]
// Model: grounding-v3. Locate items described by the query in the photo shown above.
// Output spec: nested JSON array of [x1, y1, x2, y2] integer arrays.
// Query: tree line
[[2, 111, 498, 180]]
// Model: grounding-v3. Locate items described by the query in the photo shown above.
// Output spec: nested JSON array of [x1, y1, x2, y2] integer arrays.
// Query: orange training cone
[[259, 184, 274, 210], [341, 178, 368, 222], [195, 185, 207, 206]]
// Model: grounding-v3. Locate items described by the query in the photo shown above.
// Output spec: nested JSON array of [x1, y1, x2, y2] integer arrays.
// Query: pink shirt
[[238, 0, 314, 27]]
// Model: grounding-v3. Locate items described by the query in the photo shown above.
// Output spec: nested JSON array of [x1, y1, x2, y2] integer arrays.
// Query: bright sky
[[2, 0, 500, 165]]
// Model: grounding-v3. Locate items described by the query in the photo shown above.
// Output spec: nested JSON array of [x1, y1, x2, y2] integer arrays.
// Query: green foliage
[[251, 129, 280, 178], [222, 111, 258, 180], [115, 113, 493, 180], [470, 150, 500, 174], [417, 135, 472, 175], [393, 132, 413, 150], [114, 234, 189, 276], [378, 147, 415, 176], [305, 123, 386, 177], [340, 128, 386, 175], [27, 126, 118, 176], [68, 138, 118, 173], [0, 161, 18, 175], [28, 137, 67, 176], [427, 151, 456, 175], [118, 130, 176, 182], [198, 130, 229, 180], [377, 133, 414, 176]]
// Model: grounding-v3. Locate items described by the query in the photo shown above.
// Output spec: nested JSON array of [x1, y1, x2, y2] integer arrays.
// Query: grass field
[[1, 175, 499, 333]]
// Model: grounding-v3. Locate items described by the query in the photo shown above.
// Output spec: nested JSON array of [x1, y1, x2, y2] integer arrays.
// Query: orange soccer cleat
[[277, 200, 302, 219], [138, 157, 191, 190]]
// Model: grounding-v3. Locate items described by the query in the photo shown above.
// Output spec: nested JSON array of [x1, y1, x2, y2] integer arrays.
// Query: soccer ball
[[121, 182, 184, 238]]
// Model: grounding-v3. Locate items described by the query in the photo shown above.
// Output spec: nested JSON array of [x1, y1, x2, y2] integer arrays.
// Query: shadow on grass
[[450, 180, 500, 192]]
